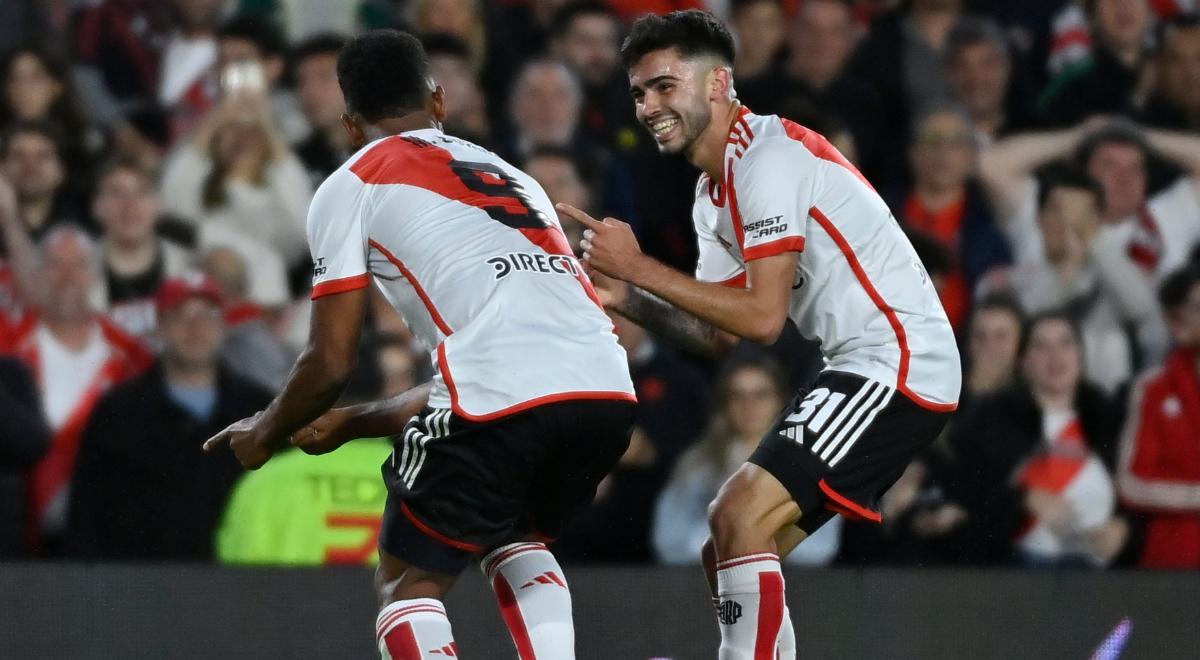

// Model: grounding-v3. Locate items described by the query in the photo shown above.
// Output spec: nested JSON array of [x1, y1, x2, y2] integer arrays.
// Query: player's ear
[[341, 114, 367, 149], [431, 85, 448, 124], [710, 65, 734, 101]]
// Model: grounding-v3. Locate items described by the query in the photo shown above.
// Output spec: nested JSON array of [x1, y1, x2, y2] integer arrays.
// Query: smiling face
[[627, 48, 722, 155]]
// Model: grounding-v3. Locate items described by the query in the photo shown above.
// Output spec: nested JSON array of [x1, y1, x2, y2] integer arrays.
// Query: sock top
[[480, 542, 550, 581]]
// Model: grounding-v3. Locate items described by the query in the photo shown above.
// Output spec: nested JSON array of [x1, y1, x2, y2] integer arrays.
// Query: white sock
[[481, 542, 575, 660], [376, 598, 457, 660], [715, 553, 786, 660], [778, 607, 796, 660]]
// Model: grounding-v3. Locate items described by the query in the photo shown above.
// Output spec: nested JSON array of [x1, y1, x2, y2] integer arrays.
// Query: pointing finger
[[555, 203, 602, 229], [202, 431, 229, 452]]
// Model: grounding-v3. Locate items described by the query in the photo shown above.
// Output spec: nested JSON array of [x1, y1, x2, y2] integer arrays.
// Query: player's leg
[[510, 398, 636, 660], [480, 532, 574, 660], [374, 550, 461, 660], [706, 463, 799, 660]]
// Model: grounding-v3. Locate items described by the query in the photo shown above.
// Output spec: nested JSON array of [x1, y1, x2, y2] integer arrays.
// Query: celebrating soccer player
[[204, 31, 636, 660], [559, 11, 961, 659]]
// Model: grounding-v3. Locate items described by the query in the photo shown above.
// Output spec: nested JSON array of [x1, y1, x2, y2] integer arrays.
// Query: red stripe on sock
[[383, 621, 422, 660], [494, 573, 538, 660], [376, 606, 447, 644], [484, 544, 547, 580], [755, 572, 786, 660]]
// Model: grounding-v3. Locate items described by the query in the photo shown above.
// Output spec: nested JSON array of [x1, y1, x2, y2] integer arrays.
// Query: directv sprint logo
[[487, 253, 580, 279]]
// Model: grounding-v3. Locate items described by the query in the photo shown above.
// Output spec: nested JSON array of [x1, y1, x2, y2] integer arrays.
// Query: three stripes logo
[[781, 381, 894, 468], [393, 410, 453, 488], [520, 571, 567, 589]]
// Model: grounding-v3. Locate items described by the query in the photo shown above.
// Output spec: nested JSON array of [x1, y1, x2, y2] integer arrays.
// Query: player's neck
[[369, 114, 440, 139], [690, 101, 743, 182]]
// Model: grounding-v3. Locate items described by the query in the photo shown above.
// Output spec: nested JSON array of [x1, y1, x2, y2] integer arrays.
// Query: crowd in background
[[3, 0, 1200, 571]]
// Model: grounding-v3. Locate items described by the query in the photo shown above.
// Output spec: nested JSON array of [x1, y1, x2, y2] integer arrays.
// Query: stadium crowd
[[3, 0, 1200, 571]]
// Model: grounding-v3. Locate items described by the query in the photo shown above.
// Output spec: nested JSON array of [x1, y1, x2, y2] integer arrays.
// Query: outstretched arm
[[291, 382, 433, 455], [1145, 128, 1200, 181], [604, 281, 727, 359], [978, 123, 1094, 223], [204, 286, 368, 468], [562, 204, 796, 346]]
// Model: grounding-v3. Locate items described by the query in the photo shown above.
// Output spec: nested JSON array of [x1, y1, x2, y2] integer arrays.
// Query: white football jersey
[[307, 129, 635, 420], [693, 109, 961, 410]]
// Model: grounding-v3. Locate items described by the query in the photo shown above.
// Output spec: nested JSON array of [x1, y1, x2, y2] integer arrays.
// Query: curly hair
[[619, 10, 736, 70], [337, 30, 433, 122]]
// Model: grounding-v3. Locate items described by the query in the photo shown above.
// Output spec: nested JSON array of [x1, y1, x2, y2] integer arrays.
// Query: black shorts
[[379, 398, 636, 574], [748, 370, 952, 535]]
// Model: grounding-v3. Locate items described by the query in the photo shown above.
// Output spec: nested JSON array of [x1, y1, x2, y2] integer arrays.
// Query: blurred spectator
[[70, 0, 170, 165], [1, 45, 103, 181], [980, 121, 1200, 280], [0, 1, 51, 54], [65, 275, 271, 561], [548, 1, 627, 149], [160, 90, 313, 272], [0, 122, 90, 240], [945, 17, 1043, 144], [767, 0, 893, 184], [423, 33, 491, 145], [653, 356, 842, 566], [963, 293, 1026, 403], [946, 312, 1128, 566], [554, 313, 709, 563], [216, 13, 310, 145], [202, 246, 295, 393], [216, 438, 394, 565], [1139, 14, 1200, 131], [729, 0, 786, 85], [1011, 167, 1163, 393], [851, 0, 963, 154], [889, 107, 1011, 331], [1047, 1, 1095, 77], [525, 146, 596, 252], [159, 0, 228, 144], [91, 157, 194, 340], [3, 226, 151, 552], [378, 335, 419, 398], [502, 58, 639, 226], [0, 354, 49, 558], [1116, 264, 1200, 568], [292, 34, 352, 187], [1040, 0, 1153, 126]]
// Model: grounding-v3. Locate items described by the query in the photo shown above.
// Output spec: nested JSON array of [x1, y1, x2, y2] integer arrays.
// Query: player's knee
[[707, 482, 756, 544]]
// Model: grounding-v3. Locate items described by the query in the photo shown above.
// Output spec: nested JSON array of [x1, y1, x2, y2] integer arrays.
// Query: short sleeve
[[307, 169, 370, 299], [731, 139, 814, 262]]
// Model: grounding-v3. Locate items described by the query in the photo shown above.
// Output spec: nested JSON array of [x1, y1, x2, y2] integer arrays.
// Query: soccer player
[[557, 11, 961, 659], [203, 31, 636, 660]]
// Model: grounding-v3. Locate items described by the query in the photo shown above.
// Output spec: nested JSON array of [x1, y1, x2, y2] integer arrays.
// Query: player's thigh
[[375, 549, 460, 606], [520, 399, 636, 540]]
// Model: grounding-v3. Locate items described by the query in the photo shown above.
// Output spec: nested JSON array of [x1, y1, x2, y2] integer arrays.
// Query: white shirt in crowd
[[36, 324, 110, 432]]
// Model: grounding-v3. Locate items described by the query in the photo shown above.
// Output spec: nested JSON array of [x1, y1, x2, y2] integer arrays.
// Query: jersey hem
[[311, 274, 370, 299], [439, 343, 637, 421], [743, 236, 806, 262]]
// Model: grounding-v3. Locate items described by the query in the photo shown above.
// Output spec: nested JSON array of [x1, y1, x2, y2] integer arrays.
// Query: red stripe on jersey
[[368, 239, 453, 337], [727, 157, 747, 250], [781, 119, 875, 192], [810, 208, 956, 413], [400, 502, 484, 551], [311, 273, 370, 299], [718, 272, 747, 288], [439, 343, 637, 421], [742, 236, 806, 262], [818, 479, 882, 523]]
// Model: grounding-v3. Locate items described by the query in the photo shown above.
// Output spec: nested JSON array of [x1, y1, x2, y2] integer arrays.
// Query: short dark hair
[[292, 33, 347, 67], [94, 154, 155, 189], [1037, 165, 1106, 211], [550, 0, 616, 40], [973, 291, 1026, 326], [338, 30, 433, 122], [217, 13, 289, 58], [1158, 263, 1200, 312], [946, 16, 1010, 64], [421, 32, 473, 61], [1076, 121, 1151, 173], [620, 10, 736, 70], [0, 119, 64, 160]]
